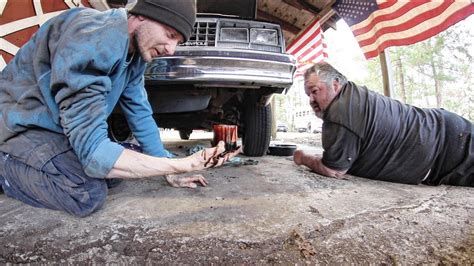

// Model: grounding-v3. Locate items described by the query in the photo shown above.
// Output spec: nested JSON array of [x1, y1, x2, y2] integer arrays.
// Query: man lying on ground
[[294, 62, 473, 187]]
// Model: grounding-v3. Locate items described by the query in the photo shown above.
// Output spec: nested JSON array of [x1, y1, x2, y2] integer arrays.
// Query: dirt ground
[[1, 131, 473, 264]]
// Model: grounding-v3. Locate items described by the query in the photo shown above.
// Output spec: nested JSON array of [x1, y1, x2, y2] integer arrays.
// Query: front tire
[[242, 102, 272, 156], [108, 114, 132, 142]]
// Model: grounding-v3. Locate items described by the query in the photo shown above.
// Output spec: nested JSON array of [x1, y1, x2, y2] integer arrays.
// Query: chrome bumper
[[144, 49, 296, 88]]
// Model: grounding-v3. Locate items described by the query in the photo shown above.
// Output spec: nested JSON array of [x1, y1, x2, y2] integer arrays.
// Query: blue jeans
[[0, 130, 107, 217]]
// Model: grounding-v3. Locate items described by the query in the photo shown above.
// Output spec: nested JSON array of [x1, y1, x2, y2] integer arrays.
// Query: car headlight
[[220, 28, 248, 42], [250, 29, 278, 45]]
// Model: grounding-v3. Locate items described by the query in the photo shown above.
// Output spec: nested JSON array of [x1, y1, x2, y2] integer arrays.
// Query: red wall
[[0, 0, 92, 66]]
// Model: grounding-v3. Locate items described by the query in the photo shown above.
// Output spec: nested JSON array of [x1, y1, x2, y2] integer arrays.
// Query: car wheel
[[108, 114, 132, 142], [179, 129, 192, 140], [242, 102, 271, 156]]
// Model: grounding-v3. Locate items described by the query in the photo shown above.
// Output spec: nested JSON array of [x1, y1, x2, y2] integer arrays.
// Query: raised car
[[108, 0, 296, 156]]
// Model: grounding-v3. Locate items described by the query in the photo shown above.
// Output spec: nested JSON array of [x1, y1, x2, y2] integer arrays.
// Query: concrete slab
[[1, 131, 473, 264]]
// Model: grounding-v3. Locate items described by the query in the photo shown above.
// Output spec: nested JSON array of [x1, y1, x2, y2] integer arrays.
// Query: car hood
[[197, 0, 256, 19]]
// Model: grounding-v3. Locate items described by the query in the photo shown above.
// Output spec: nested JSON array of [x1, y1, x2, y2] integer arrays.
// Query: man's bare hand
[[108, 141, 241, 179], [293, 149, 305, 165], [293, 149, 348, 179], [165, 174, 208, 188], [189, 141, 242, 171]]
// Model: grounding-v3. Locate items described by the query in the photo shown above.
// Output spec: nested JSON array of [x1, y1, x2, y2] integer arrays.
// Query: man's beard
[[134, 34, 152, 62], [310, 103, 323, 118], [314, 110, 323, 119]]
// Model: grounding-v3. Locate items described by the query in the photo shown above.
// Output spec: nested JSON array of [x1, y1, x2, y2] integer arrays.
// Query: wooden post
[[271, 95, 277, 139], [379, 49, 393, 97]]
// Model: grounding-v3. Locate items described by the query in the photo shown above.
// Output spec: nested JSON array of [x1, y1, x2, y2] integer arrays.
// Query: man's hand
[[107, 141, 242, 180], [165, 174, 208, 188], [164, 141, 241, 188], [293, 149, 348, 179], [189, 141, 242, 171], [293, 150, 305, 165]]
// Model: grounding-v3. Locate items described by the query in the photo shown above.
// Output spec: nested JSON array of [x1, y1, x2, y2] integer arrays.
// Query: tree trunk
[[394, 52, 407, 103], [430, 57, 442, 108]]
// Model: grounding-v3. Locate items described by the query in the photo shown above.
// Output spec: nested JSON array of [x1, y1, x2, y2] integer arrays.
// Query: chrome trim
[[175, 47, 291, 57], [145, 52, 296, 88]]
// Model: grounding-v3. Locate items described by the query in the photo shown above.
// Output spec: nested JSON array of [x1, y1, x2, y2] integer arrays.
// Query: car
[[310, 119, 323, 134], [293, 108, 323, 134], [295, 120, 323, 133], [297, 127, 307, 133], [277, 124, 288, 132], [108, 0, 296, 156]]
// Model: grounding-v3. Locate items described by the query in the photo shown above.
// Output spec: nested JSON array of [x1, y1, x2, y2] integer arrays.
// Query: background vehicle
[[109, 0, 296, 156], [276, 123, 288, 132], [293, 107, 323, 133]]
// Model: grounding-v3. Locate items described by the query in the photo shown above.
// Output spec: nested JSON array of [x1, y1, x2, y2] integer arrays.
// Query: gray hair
[[304, 62, 347, 88]]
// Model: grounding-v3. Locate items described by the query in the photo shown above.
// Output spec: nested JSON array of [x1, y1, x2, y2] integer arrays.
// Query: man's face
[[304, 73, 339, 118], [133, 18, 184, 62]]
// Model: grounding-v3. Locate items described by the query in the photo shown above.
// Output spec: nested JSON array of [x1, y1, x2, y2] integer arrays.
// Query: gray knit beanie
[[129, 0, 196, 41]]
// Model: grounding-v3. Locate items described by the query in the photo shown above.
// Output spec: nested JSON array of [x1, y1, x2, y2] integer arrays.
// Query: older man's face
[[304, 73, 339, 118], [133, 18, 184, 62]]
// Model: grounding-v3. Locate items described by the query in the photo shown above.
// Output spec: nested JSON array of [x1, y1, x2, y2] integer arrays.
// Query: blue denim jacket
[[0, 8, 168, 178]]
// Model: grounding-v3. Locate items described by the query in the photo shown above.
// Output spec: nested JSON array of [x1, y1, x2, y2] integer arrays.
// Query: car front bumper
[[144, 49, 296, 88]]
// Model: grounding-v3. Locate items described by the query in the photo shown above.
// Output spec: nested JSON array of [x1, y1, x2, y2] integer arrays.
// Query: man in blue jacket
[[0, 0, 239, 217]]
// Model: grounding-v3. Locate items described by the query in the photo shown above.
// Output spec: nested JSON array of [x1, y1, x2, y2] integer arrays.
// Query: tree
[[388, 19, 473, 120]]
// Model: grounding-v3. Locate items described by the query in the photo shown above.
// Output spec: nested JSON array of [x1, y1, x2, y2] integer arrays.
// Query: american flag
[[286, 19, 328, 78], [333, 0, 474, 59]]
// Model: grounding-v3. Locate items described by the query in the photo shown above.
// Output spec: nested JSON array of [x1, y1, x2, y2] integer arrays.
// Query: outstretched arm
[[293, 150, 347, 179], [106, 141, 240, 179]]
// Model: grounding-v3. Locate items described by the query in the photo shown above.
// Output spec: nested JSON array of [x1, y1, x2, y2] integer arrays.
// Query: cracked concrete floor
[[0, 131, 473, 264]]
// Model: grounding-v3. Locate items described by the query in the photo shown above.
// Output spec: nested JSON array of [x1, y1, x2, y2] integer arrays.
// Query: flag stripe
[[291, 32, 323, 59], [287, 19, 320, 50], [353, 0, 432, 36], [355, 1, 451, 42], [287, 20, 322, 53], [298, 38, 324, 62], [295, 53, 326, 70], [358, 3, 474, 56], [377, 0, 397, 10], [361, 4, 474, 58], [287, 19, 327, 78], [294, 56, 324, 77], [334, 0, 474, 59], [293, 34, 323, 59], [350, 1, 406, 31]]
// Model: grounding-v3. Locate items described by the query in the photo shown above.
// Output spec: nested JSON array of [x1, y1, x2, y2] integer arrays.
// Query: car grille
[[179, 18, 284, 53], [181, 21, 217, 47]]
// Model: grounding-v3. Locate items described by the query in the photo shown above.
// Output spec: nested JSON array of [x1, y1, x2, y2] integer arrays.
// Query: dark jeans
[[425, 110, 474, 187], [0, 130, 107, 217]]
